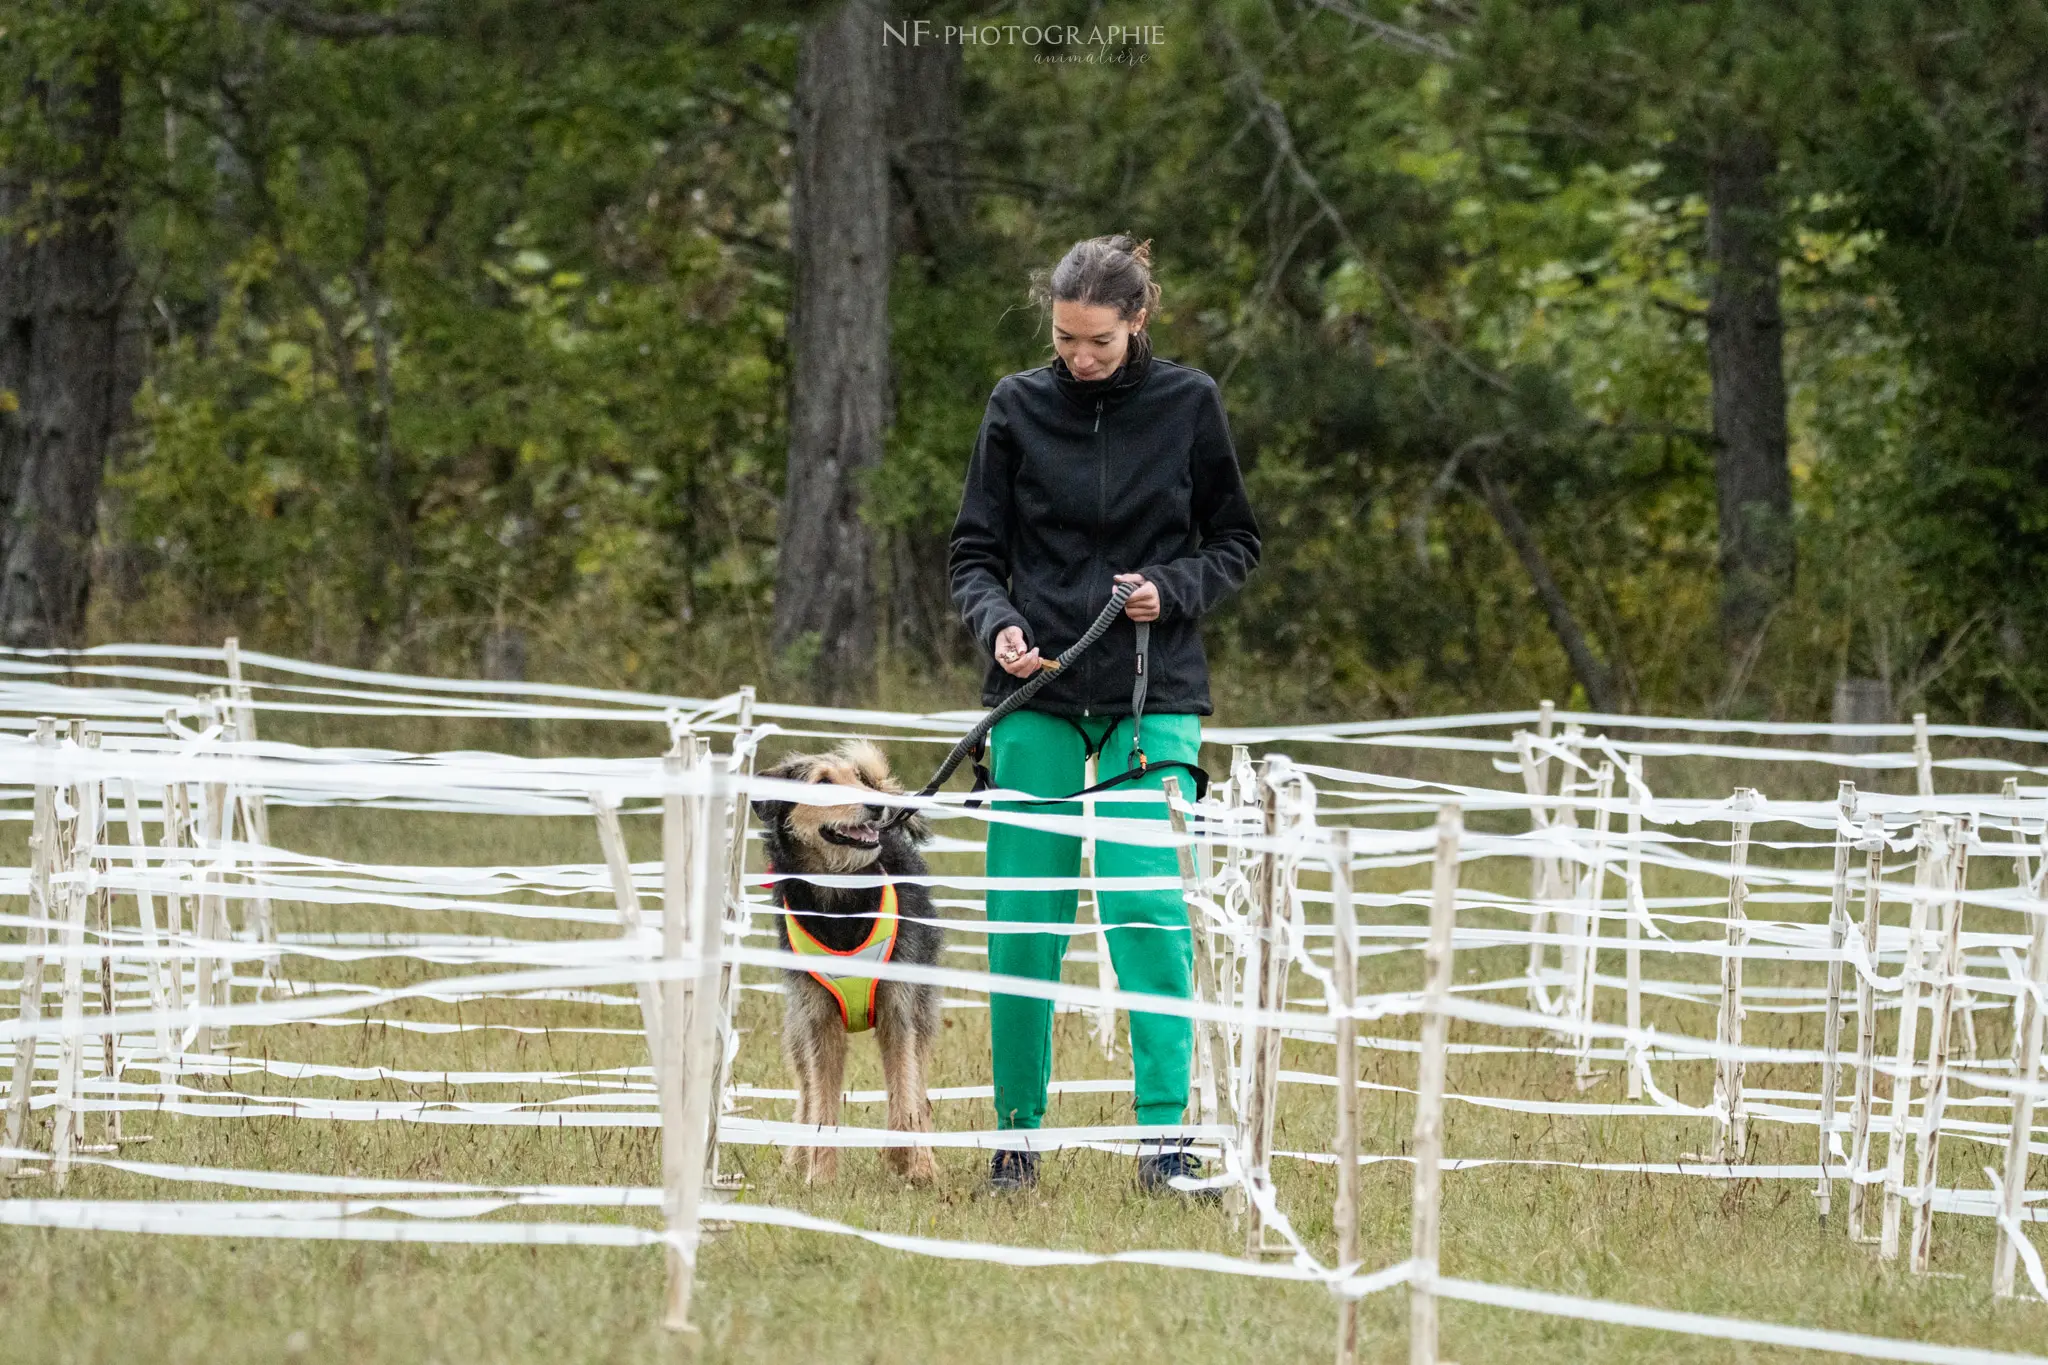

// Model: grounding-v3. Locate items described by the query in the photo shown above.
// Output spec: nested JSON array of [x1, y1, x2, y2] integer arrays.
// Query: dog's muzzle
[[820, 821, 882, 851]]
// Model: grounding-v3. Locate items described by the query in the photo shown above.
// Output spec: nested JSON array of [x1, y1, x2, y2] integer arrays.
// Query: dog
[[751, 739, 942, 1185]]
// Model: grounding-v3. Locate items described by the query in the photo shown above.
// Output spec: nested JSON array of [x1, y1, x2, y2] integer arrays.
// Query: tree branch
[[1471, 464, 1624, 713], [1303, 0, 1459, 61], [1218, 28, 1516, 397], [246, 0, 440, 39]]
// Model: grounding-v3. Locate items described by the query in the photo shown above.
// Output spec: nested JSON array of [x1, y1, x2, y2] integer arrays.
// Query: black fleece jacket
[[947, 341, 1261, 716]]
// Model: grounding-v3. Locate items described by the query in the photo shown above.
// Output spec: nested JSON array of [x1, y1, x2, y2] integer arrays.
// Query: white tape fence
[[0, 642, 2044, 1360]]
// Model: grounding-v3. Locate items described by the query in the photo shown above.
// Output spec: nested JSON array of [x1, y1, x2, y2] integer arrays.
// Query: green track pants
[[985, 708, 1200, 1130]]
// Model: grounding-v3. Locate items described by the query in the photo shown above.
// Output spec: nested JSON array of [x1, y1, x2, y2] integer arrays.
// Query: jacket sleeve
[[1135, 379, 1261, 621], [948, 380, 1033, 653]]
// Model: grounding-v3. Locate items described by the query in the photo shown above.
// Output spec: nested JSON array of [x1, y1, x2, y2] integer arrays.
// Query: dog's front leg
[[878, 985, 938, 1186], [785, 977, 847, 1185], [783, 976, 844, 1178], [804, 1021, 846, 1185]]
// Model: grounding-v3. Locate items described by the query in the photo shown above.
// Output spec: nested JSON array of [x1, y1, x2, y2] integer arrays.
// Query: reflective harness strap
[[780, 880, 900, 1033]]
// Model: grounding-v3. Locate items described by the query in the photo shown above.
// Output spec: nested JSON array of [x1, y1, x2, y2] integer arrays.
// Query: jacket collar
[[1051, 333, 1154, 411]]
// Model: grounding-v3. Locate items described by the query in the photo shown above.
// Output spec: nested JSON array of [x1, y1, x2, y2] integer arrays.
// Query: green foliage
[[43, 0, 2048, 721]]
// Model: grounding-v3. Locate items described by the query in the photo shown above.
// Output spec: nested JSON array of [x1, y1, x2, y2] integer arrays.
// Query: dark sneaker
[[1136, 1141, 1218, 1200], [987, 1147, 1040, 1192]]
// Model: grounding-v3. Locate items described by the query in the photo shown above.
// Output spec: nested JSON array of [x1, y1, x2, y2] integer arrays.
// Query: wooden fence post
[[2004, 777, 2039, 1072], [1846, 814, 1886, 1243], [84, 730, 121, 1149], [1910, 824, 1970, 1273], [1913, 715, 1979, 1063], [51, 728, 94, 1189], [1553, 726, 1585, 1034], [1994, 812, 2048, 1296], [707, 686, 758, 1188], [1330, 826, 1360, 1365], [1882, 818, 1945, 1261], [224, 638, 279, 996], [1514, 728, 1554, 1017], [1912, 712, 1933, 799], [591, 791, 662, 1064], [1624, 755, 1644, 1100], [198, 746, 233, 1055], [1817, 780, 1859, 1222], [118, 777, 176, 1101], [658, 736, 697, 1331], [1164, 774, 1229, 1130], [1409, 803, 1463, 1365], [1243, 758, 1288, 1257], [1083, 750, 1120, 1060], [658, 728, 729, 1334], [3, 718, 59, 1178], [1574, 762, 1613, 1088], [1711, 789, 1757, 1162], [161, 779, 190, 1049]]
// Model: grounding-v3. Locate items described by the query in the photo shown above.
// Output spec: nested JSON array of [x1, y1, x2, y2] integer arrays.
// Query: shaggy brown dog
[[751, 740, 942, 1185]]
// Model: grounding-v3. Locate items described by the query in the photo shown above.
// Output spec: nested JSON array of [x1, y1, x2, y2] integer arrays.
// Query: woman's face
[[1053, 299, 1147, 381]]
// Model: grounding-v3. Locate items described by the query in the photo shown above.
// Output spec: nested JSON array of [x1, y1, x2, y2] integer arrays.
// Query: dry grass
[[1, 723, 2044, 1364]]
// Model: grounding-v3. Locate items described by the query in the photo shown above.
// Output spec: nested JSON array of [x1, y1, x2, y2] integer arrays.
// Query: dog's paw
[[884, 1145, 938, 1187], [805, 1150, 839, 1185]]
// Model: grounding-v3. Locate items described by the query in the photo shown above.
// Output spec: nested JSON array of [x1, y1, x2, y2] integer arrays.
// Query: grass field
[[2, 723, 2045, 1364]]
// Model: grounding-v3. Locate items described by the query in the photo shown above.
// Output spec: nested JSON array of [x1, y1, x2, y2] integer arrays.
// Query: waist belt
[[781, 880, 900, 1033]]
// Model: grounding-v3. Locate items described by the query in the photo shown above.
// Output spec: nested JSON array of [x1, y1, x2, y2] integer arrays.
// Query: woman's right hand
[[993, 626, 1043, 678]]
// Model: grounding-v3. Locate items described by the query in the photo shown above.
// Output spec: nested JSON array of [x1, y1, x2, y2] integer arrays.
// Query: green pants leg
[[986, 709, 1200, 1130], [1091, 712, 1199, 1127]]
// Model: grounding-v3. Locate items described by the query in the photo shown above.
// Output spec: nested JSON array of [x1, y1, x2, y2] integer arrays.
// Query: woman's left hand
[[1114, 572, 1160, 622]]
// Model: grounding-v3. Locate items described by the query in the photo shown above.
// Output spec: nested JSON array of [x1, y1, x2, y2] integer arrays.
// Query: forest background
[[3, 0, 2045, 726]]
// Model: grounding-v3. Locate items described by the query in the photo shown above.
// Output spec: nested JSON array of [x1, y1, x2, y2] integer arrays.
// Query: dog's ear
[[750, 753, 813, 830]]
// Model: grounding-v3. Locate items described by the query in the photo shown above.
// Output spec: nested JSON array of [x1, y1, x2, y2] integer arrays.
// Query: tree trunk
[[887, 34, 965, 265], [0, 54, 134, 649], [883, 26, 971, 668], [0, 51, 133, 649], [1705, 127, 1793, 658], [773, 0, 892, 702]]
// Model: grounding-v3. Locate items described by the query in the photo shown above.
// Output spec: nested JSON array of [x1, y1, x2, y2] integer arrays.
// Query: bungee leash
[[881, 581, 1209, 831]]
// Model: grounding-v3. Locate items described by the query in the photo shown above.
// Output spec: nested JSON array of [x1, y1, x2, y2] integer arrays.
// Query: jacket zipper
[[1086, 396, 1105, 717]]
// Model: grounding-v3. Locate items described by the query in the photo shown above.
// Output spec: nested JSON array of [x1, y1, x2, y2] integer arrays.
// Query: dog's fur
[[752, 740, 942, 1185]]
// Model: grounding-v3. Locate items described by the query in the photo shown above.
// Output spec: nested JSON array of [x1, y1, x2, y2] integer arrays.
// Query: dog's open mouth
[[820, 821, 881, 850]]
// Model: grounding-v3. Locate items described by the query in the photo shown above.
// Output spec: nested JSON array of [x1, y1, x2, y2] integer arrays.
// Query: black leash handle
[[883, 581, 1137, 825]]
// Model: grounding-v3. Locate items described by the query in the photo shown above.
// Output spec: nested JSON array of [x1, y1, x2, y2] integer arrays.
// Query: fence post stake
[[1330, 826, 1360, 1365], [51, 726, 94, 1189], [2, 718, 58, 1179], [707, 686, 758, 1188], [224, 637, 279, 995], [1242, 759, 1286, 1257], [1624, 755, 1645, 1100], [1882, 818, 1945, 1261], [1994, 810, 2048, 1296], [1409, 803, 1462, 1365], [1164, 774, 1229, 1130], [1846, 814, 1886, 1243], [1910, 824, 1970, 1273], [1574, 762, 1613, 1088], [1711, 789, 1757, 1162], [1817, 780, 1859, 1222], [591, 791, 662, 1065]]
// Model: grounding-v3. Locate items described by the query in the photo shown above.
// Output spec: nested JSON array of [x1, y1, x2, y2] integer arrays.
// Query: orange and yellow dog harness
[[773, 875, 901, 1033]]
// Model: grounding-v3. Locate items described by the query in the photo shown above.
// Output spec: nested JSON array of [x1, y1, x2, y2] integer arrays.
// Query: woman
[[948, 235, 1261, 1194]]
